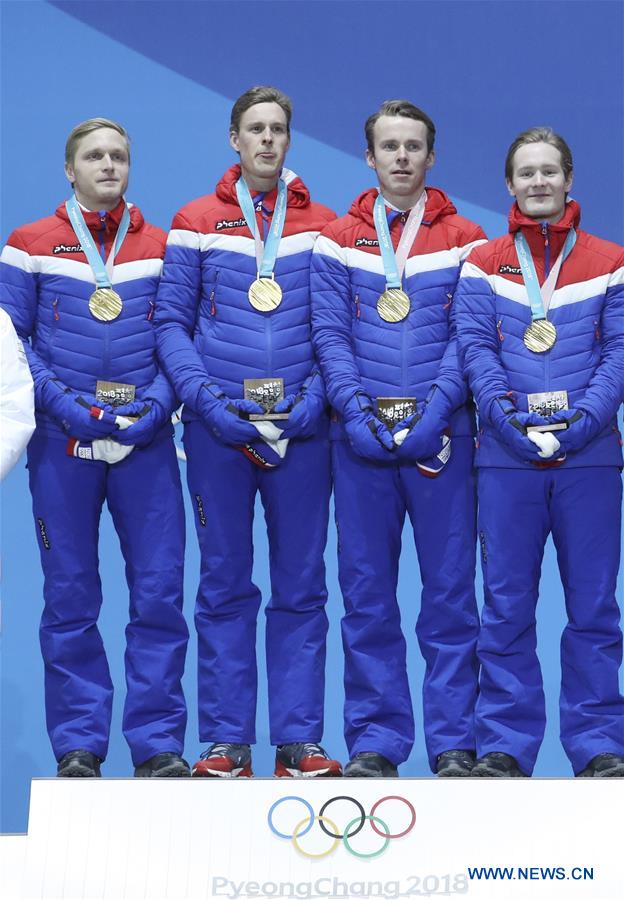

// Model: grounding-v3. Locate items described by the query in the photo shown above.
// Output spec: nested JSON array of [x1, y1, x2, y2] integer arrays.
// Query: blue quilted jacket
[[310, 187, 486, 439], [454, 201, 624, 467], [0, 199, 175, 437], [155, 165, 335, 418]]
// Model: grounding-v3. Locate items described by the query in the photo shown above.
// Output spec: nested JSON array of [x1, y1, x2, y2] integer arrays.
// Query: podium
[[0, 778, 621, 899]]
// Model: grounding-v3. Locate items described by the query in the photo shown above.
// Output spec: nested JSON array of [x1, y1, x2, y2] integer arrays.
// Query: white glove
[[393, 428, 409, 447], [91, 439, 135, 464], [527, 430, 561, 459], [251, 420, 289, 460]]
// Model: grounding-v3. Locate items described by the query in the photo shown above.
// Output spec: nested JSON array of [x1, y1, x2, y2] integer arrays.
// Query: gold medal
[[89, 288, 123, 322], [248, 277, 282, 312], [377, 288, 411, 323], [523, 319, 557, 353]]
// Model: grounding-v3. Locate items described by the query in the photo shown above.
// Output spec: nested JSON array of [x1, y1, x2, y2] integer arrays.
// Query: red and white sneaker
[[192, 742, 253, 778], [274, 742, 342, 777]]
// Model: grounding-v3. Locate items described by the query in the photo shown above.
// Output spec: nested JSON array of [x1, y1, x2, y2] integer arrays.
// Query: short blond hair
[[65, 117, 131, 165]]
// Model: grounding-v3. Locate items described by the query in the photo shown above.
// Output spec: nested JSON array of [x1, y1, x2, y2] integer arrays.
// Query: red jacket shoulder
[[439, 213, 487, 245], [170, 194, 221, 231], [465, 234, 513, 273], [574, 230, 624, 271], [7, 213, 67, 254]]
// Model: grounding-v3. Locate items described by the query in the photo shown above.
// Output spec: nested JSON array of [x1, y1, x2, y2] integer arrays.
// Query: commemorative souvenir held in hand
[[235, 176, 288, 312], [514, 228, 576, 353], [243, 377, 288, 421], [373, 191, 427, 323], [526, 390, 569, 432], [66, 195, 131, 322], [376, 397, 417, 429]]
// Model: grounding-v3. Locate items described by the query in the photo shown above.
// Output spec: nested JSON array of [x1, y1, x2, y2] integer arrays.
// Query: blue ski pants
[[476, 466, 624, 774], [183, 421, 331, 745], [27, 429, 188, 766], [332, 435, 479, 770]]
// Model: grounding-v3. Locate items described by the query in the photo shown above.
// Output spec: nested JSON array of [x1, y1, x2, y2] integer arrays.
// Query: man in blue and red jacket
[[455, 127, 624, 778], [0, 118, 189, 778], [311, 100, 486, 777], [156, 86, 341, 779]]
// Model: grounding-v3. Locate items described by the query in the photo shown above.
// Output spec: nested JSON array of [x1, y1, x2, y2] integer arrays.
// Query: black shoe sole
[[437, 764, 474, 777], [344, 768, 398, 778], [471, 766, 526, 778], [57, 766, 100, 777], [134, 765, 191, 778], [577, 763, 624, 778]]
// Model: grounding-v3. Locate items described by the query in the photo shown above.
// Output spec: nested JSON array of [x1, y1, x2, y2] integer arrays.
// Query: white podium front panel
[[3, 778, 621, 900]]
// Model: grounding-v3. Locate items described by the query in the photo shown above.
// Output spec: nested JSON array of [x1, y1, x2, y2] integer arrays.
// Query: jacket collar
[[56, 197, 143, 234], [508, 199, 581, 263], [349, 186, 457, 227], [216, 164, 310, 209]]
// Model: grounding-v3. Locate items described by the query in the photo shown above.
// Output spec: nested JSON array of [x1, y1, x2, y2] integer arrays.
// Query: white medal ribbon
[[235, 177, 288, 277], [374, 191, 427, 288], [515, 228, 576, 315], [66, 196, 131, 288]]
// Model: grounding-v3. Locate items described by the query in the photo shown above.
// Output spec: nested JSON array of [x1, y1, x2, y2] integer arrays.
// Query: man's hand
[[343, 392, 395, 462], [41, 378, 118, 441], [273, 391, 325, 440], [392, 385, 452, 462], [113, 399, 167, 448], [489, 396, 550, 464], [547, 408, 601, 454], [197, 382, 264, 446]]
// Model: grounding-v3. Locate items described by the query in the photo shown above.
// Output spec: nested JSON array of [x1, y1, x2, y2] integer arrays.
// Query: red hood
[[216, 164, 310, 209], [508, 199, 581, 263], [348, 186, 457, 226], [55, 198, 144, 235]]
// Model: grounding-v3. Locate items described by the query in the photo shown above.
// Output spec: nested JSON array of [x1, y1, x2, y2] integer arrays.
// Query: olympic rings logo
[[267, 794, 416, 859]]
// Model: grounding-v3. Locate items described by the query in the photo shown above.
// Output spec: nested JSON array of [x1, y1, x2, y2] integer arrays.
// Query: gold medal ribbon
[[66, 195, 131, 322], [372, 191, 427, 323]]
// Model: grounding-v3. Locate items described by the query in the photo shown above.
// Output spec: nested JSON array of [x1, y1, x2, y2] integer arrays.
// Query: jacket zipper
[[209, 270, 220, 317], [266, 313, 273, 375], [99, 213, 111, 378], [541, 222, 551, 390], [354, 293, 361, 321], [47, 298, 60, 365], [98, 214, 107, 259], [542, 222, 551, 278], [401, 312, 408, 396]]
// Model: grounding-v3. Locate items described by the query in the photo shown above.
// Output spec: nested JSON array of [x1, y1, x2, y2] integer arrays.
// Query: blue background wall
[[1, 0, 622, 832]]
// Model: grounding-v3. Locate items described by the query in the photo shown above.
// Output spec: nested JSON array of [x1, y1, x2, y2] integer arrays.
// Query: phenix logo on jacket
[[454, 200, 624, 467], [155, 164, 335, 413], [0, 199, 176, 436], [310, 187, 486, 439]]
